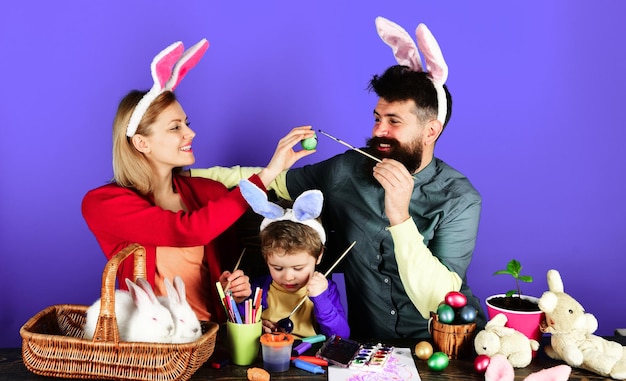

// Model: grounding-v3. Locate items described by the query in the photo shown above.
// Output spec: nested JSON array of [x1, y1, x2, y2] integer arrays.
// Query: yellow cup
[[227, 321, 263, 366]]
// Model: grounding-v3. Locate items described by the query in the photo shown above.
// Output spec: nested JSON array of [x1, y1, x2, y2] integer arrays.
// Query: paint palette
[[316, 335, 393, 372], [348, 342, 393, 372]]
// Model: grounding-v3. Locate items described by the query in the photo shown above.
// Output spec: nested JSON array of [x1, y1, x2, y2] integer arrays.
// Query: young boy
[[240, 180, 349, 338]]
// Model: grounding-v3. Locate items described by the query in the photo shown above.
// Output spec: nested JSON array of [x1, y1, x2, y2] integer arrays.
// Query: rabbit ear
[[292, 190, 323, 221], [134, 278, 160, 304], [239, 179, 285, 219], [415, 23, 448, 124], [485, 354, 515, 381], [415, 24, 448, 86], [152, 41, 185, 90], [126, 39, 209, 137], [126, 279, 154, 310], [172, 276, 188, 303], [163, 278, 181, 305], [166, 39, 209, 91], [375, 16, 423, 71]]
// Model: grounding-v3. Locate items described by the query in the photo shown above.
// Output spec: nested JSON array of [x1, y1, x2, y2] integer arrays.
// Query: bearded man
[[189, 63, 485, 339]]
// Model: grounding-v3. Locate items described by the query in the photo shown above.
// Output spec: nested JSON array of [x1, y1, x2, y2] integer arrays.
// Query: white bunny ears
[[126, 39, 209, 137], [239, 180, 326, 243], [375, 17, 449, 124]]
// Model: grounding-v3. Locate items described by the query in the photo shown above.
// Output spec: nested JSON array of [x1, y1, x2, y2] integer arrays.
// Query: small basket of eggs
[[428, 291, 478, 360]]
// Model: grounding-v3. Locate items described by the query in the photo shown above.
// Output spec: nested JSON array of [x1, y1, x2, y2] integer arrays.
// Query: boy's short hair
[[260, 220, 324, 260]]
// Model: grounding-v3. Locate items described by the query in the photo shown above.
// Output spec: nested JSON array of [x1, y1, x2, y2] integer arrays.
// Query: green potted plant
[[485, 259, 544, 348]]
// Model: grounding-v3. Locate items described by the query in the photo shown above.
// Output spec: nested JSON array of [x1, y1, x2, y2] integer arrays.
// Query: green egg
[[301, 133, 318, 150], [427, 351, 449, 371], [436, 303, 455, 324]]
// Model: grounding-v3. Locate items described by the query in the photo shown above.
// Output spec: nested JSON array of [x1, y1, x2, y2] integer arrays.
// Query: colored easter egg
[[414, 341, 434, 360], [427, 352, 449, 371], [474, 354, 491, 373], [436, 303, 455, 324], [444, 291, 467, 308], [300, 133, 318, 150], [458, 305, 477, 323]]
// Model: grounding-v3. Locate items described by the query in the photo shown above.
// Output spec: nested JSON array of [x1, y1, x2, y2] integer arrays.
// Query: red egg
[[474, 354, 491, 373], [444, 291, 467, 308]]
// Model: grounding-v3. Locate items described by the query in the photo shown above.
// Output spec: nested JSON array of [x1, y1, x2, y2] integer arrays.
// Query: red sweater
[[81, 173, 264, 322]]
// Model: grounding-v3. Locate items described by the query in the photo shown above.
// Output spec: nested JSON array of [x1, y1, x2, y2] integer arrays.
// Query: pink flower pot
[[485, 294, 544, 356]]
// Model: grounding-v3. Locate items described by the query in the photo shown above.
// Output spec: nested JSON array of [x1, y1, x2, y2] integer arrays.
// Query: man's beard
[[362, 137, 423, 184]]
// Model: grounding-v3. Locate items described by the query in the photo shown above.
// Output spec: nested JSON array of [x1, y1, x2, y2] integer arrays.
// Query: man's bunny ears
[[239, 180, 326, 243], [375, 17, 449, 124], [126, 39, 209, 137]]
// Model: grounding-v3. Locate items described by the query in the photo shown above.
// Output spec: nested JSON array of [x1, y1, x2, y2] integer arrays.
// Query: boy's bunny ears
[[239, 180, 326, 243], [375, 17, 448, 124], [126, 39, 209, 137]]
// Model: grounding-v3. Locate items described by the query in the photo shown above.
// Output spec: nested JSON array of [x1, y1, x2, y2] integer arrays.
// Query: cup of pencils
[[217, 283, 264, 366]]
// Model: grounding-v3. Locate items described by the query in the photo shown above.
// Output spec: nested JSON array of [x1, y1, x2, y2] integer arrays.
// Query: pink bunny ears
[[375, 17, 449, 124], [126, 39, 209, 137]]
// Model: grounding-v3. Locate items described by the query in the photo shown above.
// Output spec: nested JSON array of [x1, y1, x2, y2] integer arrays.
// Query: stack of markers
[[216, 283, 263, 324]]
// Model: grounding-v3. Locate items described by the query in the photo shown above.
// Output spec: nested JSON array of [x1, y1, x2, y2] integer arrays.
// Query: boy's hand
[[263, 319, 277, 333], [307, 271, 328, 297]]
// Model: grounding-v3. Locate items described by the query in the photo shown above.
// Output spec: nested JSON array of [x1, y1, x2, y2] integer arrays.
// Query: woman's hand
[[219, 269, 251, 303], [257, 126, 316, 188]]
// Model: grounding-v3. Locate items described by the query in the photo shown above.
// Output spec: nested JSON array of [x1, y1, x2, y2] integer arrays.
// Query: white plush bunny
[[156, 276, 202, 343], [84, 278, 175, 343]]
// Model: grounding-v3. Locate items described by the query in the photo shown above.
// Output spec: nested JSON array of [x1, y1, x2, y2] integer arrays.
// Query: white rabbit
[[83, 278, 175, 343], [155, 276, 202, 343], [83, 287, 134, 340]]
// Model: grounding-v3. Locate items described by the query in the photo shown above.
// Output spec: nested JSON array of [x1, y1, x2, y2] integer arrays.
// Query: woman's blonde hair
[[112, 90, 177, 195]]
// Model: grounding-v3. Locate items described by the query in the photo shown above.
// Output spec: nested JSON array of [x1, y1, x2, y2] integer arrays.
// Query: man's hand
[[372, 158, 414, 226]]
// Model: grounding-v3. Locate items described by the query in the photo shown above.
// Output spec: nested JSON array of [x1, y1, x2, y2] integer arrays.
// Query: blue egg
[[458, 305, 477, 323]]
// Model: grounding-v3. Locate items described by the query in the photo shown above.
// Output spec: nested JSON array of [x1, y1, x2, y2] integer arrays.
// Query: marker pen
[[301, 334, 327, 344], [290, 356, 328, 366], [292, 359, 326, 374], [291, 341, 312, 356]]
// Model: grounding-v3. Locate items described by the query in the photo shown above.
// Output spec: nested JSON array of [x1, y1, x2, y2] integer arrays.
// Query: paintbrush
[[224, 248, 246, 294], [275, 241, 357, 332], [318, 130, 382, 163]]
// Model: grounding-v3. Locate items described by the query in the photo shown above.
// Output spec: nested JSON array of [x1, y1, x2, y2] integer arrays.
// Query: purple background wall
[[1, 1, 625, 348]]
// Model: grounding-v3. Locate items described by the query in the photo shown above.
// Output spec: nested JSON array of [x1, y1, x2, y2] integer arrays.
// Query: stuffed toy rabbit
[[539, 269, 626, 379], [84, 278, 175, 343], [155, 276, 202, 343]]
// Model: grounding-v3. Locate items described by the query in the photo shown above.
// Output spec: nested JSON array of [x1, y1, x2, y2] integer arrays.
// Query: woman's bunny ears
[[239, 180, 326, 243], [126, 39, 209, 137], [375, 17, 448, 124]]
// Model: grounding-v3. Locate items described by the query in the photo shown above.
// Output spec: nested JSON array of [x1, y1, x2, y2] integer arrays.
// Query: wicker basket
[[20, 243, 218, 381], [429, 311, 477, 359]]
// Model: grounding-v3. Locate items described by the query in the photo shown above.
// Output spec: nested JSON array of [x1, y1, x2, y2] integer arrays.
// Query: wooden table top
[[3, 334, 624, 380]]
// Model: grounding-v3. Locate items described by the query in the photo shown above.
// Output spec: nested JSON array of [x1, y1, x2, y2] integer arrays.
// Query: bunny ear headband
[[126, 39, 209, 137], [375, 17, 449, 124], [239, 180, 326, 244]]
